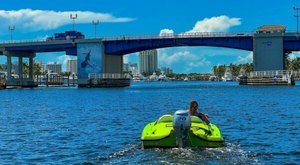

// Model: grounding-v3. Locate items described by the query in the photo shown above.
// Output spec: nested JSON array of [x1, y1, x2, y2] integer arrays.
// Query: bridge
[[0, 31, 300, 87]]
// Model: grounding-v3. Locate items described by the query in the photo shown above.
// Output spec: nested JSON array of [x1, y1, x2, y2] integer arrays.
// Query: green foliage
[[286, 57, 300, 71], [212, 63, 253, 78], [22, 62, 42, 76], [33, 62, 42, 76]]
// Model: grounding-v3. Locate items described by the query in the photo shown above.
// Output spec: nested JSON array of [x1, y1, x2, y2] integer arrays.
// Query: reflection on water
[[0, 81, 299, 164]]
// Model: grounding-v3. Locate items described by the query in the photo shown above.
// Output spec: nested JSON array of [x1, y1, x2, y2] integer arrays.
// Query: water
[[0, 81, 299, 164]]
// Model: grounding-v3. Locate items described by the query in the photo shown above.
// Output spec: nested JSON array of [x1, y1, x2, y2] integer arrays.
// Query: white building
[[123, 63, 139, 75], [45, 62, 62, 74], [67, 59, 77, 75], [139, 49, 158, 75]]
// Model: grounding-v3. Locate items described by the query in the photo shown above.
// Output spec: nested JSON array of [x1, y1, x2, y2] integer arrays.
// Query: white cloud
[[158, 49, 211, 73], [159, 29, 174, 36], [0, 9, 135, 32], [187, 15, 241, 33], [188, 58, 211, 67], [237, 52, 253, 63], [159, 50, 196, 65], [289, 52, 300, 59], [56, 55, 76, 71]]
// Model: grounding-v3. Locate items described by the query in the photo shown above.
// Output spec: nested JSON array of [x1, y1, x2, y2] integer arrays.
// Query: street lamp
[[293, 5, 300, 33], [8, 25, 15, 41], [70, 13, 78, 31], [92, 20, 99, 38]]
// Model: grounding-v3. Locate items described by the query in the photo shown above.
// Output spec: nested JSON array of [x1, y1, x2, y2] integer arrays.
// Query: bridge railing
[[0, 32, 253, 45], [250, 70, 293, 77], [101, 32, 253, 41], [88, 73, 131, 79]]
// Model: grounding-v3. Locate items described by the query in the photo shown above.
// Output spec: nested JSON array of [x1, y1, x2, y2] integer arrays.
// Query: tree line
[[0, 62, 72, 78], [212, 63, 253, 79], [1, 56, 300, 79]]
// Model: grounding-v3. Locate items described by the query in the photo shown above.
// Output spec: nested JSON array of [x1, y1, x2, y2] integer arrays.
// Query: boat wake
[[93, 141, 262, 164], [139, 142, 262, 165], [96, 143, 141, 163]]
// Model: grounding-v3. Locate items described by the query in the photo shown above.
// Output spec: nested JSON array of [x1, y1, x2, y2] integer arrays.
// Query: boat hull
[[141, 115, 224, 148]]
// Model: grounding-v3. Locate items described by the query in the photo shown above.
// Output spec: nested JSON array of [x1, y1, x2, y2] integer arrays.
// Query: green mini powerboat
[[141, 110, 224, 148]]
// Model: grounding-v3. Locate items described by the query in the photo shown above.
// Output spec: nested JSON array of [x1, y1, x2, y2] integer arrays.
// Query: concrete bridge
[[1, 31, 300, 87]]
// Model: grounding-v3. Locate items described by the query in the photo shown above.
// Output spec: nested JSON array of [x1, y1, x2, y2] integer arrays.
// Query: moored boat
[[141, 110, 224, 148]]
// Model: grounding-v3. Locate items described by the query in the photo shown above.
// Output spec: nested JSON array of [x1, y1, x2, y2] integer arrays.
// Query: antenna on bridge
[[92, 20, 100, 38], [293, 5, 300, 33], [8, 25, 15, 41], [70, 13, 78, 31]]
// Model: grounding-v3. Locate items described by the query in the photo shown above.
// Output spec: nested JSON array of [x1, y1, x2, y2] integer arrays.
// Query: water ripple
[[0, 82, 299, 164]]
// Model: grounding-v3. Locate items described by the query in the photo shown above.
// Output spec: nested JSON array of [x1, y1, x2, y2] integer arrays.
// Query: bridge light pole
[[70, 13, 78, 31], [293, 5, 300, 33], [92, 20, 99, 38], [8, 25, 15, 41]]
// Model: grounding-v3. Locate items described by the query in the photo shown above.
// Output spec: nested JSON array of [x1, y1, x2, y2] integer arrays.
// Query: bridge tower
[[253, 25, 285, 71], [76, 40, 123, 86]]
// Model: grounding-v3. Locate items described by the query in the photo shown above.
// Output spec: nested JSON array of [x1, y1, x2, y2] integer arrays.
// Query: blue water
[[0, 81, 299, 164]]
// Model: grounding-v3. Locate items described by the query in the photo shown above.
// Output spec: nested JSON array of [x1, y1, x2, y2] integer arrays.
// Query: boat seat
[[156, 114, 173, 124], [191, 116, 204, 123]]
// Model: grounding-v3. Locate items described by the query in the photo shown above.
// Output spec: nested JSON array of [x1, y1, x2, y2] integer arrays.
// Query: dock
[[239, 70, 295, 85], [81, 73, 131, 88]]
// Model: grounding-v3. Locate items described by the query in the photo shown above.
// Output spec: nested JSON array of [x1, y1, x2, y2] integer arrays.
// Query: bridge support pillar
[[253, 33, 284, 71], [29, 56, 34, 79], [104, 54, 123, 74], [77, 42, 103, 86], [18, 56, 23, 85], [4, 51, 36, 87], [6, 54, 12, 80], [76, 41, 129, 87]]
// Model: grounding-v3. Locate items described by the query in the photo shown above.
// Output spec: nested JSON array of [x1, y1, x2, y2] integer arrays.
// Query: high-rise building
[[67, 59, 77, 75], [45, 62, 62, 74], [139, 49, 158, 75]]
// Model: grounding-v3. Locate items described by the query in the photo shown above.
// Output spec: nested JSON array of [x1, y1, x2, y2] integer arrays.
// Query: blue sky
[[0, 0, 299, 73]]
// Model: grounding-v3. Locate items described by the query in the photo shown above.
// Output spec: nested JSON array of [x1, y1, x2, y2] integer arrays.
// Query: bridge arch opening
[[123, 46, 253, 77]]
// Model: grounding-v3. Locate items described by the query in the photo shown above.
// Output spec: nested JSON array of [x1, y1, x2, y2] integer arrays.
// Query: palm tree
[[23, 62, 29, 77], [33, 62, 42, 76], [229, 63, 240, 76]]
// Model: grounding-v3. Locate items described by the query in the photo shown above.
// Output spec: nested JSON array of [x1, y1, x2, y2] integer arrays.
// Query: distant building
[[11, 62, 18, 74], [45, 62, 62, 74], [160, 67, 173, 75], [139, 49, 158, 75], [123, 63, 139, 75], [67, 59, 77, 75], [123, 63, 130, 72], [42, 64, 47, 73], [129, 63, 138, 75]]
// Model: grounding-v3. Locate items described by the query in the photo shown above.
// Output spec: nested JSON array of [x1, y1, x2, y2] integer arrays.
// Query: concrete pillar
[[253, 33, 284, 71], [77, 43, 102, 86], [104, 55, 123, 74], [29, 57, 34, 79], [6, 55, 12, 80], [18, 56, 23, 79]]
